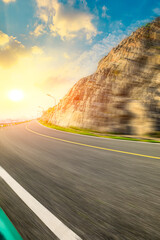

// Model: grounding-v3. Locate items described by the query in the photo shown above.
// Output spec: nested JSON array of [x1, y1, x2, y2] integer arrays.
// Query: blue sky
[[0, 0, 159, 41], [0, 0, 159, 120]]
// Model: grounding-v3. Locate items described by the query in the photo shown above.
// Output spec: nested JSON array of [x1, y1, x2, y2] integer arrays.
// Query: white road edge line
[[0, 166, 82, 240]]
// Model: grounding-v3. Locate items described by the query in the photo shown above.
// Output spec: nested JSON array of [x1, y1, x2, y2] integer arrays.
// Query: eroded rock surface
[[43, 18, 160, 135]]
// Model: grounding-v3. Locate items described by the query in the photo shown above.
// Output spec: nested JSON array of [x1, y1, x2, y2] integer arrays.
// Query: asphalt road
[[0, 121, 160, 240]]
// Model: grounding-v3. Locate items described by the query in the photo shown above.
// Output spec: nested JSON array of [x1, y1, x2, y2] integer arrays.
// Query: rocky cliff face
[[43, 18, 160, 135]]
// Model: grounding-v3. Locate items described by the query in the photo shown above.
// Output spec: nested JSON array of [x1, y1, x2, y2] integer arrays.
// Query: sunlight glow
[[8, 89, 24, 102]]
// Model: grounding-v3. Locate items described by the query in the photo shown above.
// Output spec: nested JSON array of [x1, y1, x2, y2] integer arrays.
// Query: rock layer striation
[[43, 18, 160, 135]]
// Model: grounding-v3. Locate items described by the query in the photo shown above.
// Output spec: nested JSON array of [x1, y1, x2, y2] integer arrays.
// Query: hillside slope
[[43, 18, 160, 135]]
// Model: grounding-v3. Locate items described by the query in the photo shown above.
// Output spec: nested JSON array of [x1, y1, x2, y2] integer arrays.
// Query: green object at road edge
[[0, 208, 23, 240]]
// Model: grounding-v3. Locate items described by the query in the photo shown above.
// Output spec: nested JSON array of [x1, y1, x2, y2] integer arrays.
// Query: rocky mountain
[[42, 18, 160, 135]]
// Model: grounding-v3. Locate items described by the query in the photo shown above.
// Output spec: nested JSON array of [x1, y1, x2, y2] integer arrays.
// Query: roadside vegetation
[[0, 120, 31, 128], [39, 120, 160, 143]]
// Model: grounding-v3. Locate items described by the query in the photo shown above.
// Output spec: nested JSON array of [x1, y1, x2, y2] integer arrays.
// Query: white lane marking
[[0, 166, 82, 240]]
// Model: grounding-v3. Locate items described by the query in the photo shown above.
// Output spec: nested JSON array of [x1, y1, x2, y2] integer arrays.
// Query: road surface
[[0, 121, 160, 240]]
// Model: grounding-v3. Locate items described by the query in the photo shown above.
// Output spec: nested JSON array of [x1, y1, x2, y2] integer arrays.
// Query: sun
[[8, 89, 24, 102]]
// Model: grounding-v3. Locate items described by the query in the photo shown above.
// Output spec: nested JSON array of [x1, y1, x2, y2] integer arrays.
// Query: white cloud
[[0, 32, 45, 68], [0, 31, 55, 120], [34, 0, 97, 40], [64, 52, 70, 59], [21, 17, 153, 114], [32, 46, 43, 55], [2, 0, 16, 3], [102, 5, 110, 19], [0, 31, 10, 46], [68, 0, 75, 6], [50, 4, 97, 40], [38, 30, 127, 98], [109, 20, 124, 31], [68, 32, 126, 79], [0, 45, 28, 68], [51, 18, 151, 83], [79, 0, 88, 10], [30, 24, 45, 37], [153, 8, 160, 15], [126, 18, 150, 34], [39, 13, 49, 23]]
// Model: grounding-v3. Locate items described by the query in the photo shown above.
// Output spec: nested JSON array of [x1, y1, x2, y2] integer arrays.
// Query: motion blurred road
[[0, 121, 160, 240]]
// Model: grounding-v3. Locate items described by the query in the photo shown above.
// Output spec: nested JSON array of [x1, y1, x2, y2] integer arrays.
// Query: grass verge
[[39, 120, 160, 143]]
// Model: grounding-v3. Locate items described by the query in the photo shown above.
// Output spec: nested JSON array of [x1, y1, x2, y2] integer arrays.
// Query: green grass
[[144, 23, 151, 28], [39, 120, 160, 143]]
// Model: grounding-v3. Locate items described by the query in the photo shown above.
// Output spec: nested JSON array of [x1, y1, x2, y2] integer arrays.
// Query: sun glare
[[8, 89, 24, 102]]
